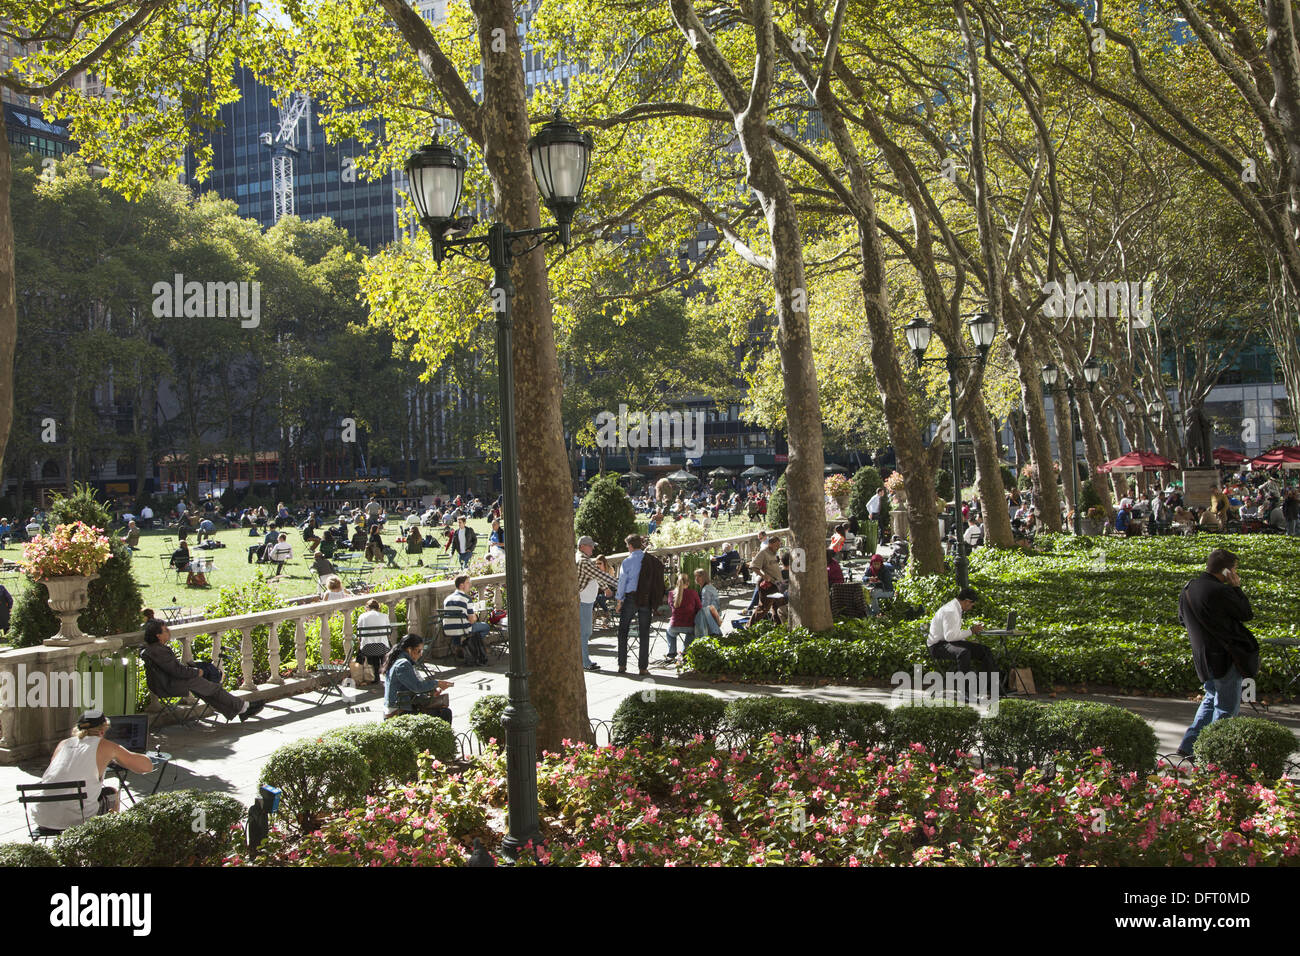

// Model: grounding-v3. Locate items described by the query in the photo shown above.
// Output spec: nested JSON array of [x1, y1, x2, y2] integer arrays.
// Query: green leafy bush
[[384, 712, 457, 762], [935, 469, 954, 504], [124, 790, 244, 865], [469, 694, 509, 745], [999, 465, 1016, 490], [0, 842, 58, 866], [1194, 717, 1298, 780], [54, 812, 156, 867], [978, 699, 1055, 772], [575, 473, 638, 555], [258, 738, 371, 833], [611, 689, 728, 745], [1078, 480, 1103, 512], [722, 697, 890, 749], [886, 704, 981, 763], [768, 474, 788, 529], [849, 467, 883, 522], [1036, 700, 1158, 774], [324, 723, 419, 789]]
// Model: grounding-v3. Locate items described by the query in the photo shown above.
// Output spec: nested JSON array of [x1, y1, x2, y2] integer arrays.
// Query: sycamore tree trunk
[[470, 0, 589, 749], [963, 391, 1013, 546], [0, 130, 14, 476], [1075, 389, 1115, 519], [667, 0, 830, 629], [1052, 387, 1075, 517]]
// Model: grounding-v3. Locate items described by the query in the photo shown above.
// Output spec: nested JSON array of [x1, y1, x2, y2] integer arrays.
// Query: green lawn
[[3, 519, 497, 613]]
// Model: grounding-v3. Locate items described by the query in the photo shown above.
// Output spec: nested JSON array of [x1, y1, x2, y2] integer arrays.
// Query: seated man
[[195, 517, 217, 544], [927, 587, 995, 678], [443, 574, 491, 665], [32, 710, 155, 832], [963, 517, 984, 549], [311, 551, 337, 583], [124, 520, 141, 551], [709, 542, 740, 579], [140, 618, 264, 722], [826, 548, 844, 586], [1114, 503, 1133, 536], [249, 527, 277, 564]]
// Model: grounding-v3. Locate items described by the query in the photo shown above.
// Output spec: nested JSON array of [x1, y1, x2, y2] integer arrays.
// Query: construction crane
[[259, 92, 311, 223]]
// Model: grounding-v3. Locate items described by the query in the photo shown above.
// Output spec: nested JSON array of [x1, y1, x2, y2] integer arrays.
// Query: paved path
[[3, 578, 1297, 844]]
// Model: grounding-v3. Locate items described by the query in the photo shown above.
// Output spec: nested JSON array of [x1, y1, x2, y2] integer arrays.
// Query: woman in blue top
[[380, 634, 453, 723]]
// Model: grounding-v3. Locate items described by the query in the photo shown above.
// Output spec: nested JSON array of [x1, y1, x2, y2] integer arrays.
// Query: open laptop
[[104, 714, 149, 753]]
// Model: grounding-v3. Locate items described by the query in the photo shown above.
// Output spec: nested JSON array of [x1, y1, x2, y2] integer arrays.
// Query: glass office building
[[185, 64, 400, 251], [4, 103, 74, 159]]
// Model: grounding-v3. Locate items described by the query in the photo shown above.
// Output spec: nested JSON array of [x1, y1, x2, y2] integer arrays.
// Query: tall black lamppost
[[406, 113, 593, 856], [1041, 358, 1101, 535], [904, 312, 997, 589]]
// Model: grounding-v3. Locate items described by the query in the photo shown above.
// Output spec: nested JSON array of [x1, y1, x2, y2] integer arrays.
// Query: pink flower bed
[[243, 739, 1300, 867]]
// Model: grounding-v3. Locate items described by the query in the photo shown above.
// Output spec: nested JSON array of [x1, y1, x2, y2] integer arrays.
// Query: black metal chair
[[18, 780, 88, 842]]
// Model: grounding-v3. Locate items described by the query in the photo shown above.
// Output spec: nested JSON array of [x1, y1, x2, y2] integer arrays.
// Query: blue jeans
[[1178, 664, 1243, 754], [1288, 517, 1300, 536], [665, 626, 694, 658], [458, 552, 472, 568], [579, 601, 595, 668], [869, 587, 895, 615]]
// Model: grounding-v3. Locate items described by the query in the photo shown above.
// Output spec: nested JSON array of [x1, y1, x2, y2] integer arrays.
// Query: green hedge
[[324, 723, 419, 789], [124, 791, 245, 865], [611, 690, 728, 745], [723, 697, 889, 748], [1194, 717, 1298, 780], [54, 813, 156, 867], [383, 712, 457, 763], [469, 694, 509, 746], [979, 699, 1157, 774], [887, 704, 981, 763], [0, 842, 58, 866], [258, 738, 371, 833]]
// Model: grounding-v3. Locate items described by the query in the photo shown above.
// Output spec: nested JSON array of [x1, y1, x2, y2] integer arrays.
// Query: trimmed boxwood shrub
[[611, 690, 728, 745], [54, 812, 156, 867], [324, 723, 419, 789], [813, 701, 891, 747], [1194, 717, 1298, 780], [849, 467, 883, 523], [886, 704, 981, 764], [724, 697, 891, 749], [935, 469, 954, 504], [469, 694, 509, 746], [768, 474, 788, 529], [978, 699, 1055, 772], [1037, 700, 1157, 774], [384, 712, 457, 762], [125, 790, 245, 865], [258, 738, 370, 833], [0, 842, 58, 866], [575, 473, 638, 555]]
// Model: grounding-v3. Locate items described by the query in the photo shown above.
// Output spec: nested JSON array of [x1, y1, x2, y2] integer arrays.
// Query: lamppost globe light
[[1082, 357, 1102, 387], [405, 137, 467, 239], [967, 310, 996, 354], [1041, 363, 1059, 388], [905, 317, 932, 365], [527, 111, 594, 246], [1147, 401, 1162, 416]]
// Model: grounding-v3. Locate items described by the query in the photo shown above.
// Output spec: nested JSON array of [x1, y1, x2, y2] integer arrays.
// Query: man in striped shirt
[[577, 536, 616, 671], [443, 574, 490, 666]]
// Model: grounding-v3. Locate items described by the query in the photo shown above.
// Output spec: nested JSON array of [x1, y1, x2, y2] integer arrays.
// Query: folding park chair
[[628, 602, 669, 663], [18, 780, 88, 842], [138, 650, 216, 731], [429, 607, 468, 663], [355, 623, 396, 673]]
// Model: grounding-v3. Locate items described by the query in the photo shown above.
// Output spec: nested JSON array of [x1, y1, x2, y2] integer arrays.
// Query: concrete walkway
[[3, 581, 1297, 844]]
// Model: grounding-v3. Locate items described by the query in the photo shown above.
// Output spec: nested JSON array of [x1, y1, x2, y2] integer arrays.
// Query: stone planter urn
[[831, 492, 850, 516], [42, 574, 99, 646]]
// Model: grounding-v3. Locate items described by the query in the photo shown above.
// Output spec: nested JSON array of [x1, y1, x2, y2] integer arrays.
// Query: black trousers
[[617, 598, 652, 671], [928, 639, 995, 676]]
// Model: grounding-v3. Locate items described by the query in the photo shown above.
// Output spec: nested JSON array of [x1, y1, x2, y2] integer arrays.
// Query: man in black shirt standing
[[1176, 548, 1258, 758]]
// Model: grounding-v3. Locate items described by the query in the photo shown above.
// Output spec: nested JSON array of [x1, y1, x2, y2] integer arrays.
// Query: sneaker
[[585, 662, 601, 671], [238, 700, 266, 722]]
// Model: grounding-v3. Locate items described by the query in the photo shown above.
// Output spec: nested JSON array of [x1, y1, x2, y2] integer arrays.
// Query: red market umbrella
[[1249, 446, 1300, 470], [1212, 447, 1247, 464], [1097, 451, 1177, 474]]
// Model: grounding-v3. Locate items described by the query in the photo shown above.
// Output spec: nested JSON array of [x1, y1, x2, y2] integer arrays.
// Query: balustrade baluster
[[268, 617, 283, 685], [294, 618, 307, 678], [240, 625, 256, 691]]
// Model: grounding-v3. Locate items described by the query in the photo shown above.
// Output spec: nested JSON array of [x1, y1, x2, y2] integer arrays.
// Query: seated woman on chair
[[405, 525, 424, 565], [380, 634, 453, 722], [32, 710, 154, 833]]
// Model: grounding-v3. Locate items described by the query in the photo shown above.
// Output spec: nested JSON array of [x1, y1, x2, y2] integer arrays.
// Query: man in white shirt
[[355, 598, 392, 684], [576, 535, 616, 671], [268, 533, 293, 577], [140, 504, 154, 530], [963, 517, 984, 548], [927, 588, 995, 677]]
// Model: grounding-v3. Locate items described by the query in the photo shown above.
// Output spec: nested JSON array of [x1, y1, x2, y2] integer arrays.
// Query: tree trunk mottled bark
[[964, 390, 1014, 546], [0, 130, 14, 477], [1052, 387, 1075, 516], [469, 0, 590, 750]]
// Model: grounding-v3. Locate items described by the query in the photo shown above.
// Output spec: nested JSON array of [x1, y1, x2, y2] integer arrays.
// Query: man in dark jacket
[[614, 534, 665, 675], [1176, 548, 1257, 757], [140, 619, 264, 722]]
